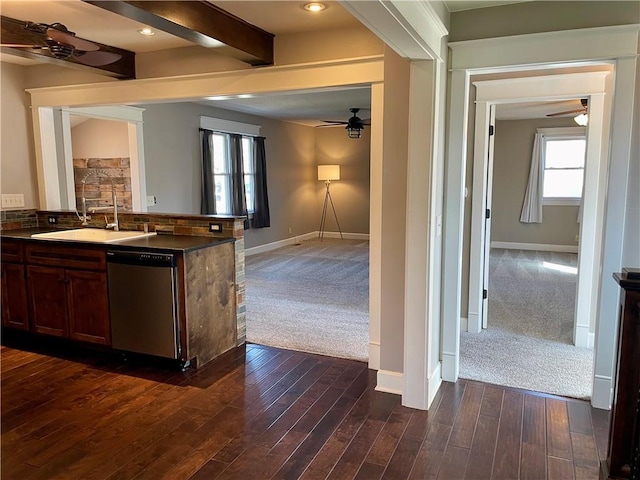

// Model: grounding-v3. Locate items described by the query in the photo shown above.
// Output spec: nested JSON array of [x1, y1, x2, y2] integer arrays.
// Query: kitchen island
[[1, 227, 237, 369]]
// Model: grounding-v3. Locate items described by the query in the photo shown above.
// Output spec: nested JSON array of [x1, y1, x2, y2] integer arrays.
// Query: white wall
[[1, 63, 37, 208]]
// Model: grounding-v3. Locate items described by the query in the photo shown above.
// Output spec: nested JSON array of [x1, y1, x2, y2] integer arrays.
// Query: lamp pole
[[318, 179, 343, 241]]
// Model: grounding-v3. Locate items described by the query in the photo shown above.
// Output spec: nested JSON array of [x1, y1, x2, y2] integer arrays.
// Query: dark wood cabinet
[[24, 243, 110, 345], [1, 262, 29, 331], [67, 269, 110, 344], [1, 239, 29, 331], [27, 265, 69, 337], [602, 268, 640, 480]]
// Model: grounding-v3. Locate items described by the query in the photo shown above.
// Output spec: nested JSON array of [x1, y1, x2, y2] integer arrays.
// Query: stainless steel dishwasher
[[107, 250, 181, 360]]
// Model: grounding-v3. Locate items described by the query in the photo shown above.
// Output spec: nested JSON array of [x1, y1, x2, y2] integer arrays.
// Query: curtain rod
[[199, 128, 265, 139]]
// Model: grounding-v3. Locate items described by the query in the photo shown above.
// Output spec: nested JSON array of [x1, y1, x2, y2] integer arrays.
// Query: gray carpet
[[460, 248, 594, 400], [245, 238, 369, 361]]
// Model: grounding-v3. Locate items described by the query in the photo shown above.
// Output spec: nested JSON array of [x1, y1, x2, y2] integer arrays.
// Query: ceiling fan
[[318, 107, 371, 138], [546, 98, 588, 118], [1, 20, 122, 66]]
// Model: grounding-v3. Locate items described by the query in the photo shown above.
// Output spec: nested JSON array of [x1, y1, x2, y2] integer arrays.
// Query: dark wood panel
[[464, 414, 499, 479], [547, 397, 574, 460], [1, 262, 29, 330], [521, 395, 547, 480], [26, 265, 68, 337], [66, 269, 110, 345], [492, 390, 524, 478], [0, 343, 609, 480], [25, 243, 106, 270]]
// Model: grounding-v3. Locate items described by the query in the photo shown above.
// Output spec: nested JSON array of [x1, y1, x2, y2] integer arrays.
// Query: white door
[[468, 103, 495, 333]]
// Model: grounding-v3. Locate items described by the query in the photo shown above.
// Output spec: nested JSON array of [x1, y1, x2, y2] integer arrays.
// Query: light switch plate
[[2, 194, 25, 208], [146, 195, 157, 207]]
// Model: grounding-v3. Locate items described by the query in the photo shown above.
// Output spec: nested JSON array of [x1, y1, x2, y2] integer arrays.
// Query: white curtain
[[520, 132, 544, 223]]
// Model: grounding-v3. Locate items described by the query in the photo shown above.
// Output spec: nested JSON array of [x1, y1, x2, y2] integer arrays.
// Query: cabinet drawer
[[1, 239, 24, 263], [25, 243, 106, 271]]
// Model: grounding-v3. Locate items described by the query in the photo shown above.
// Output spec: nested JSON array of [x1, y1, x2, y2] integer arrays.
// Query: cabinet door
[[1, 263, 29, 330], [66, 270, 111, 345], [27, 265, 68, 337]]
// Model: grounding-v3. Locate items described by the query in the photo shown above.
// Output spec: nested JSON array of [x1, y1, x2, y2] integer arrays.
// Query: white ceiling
[[443, 0, 533, 12], [201, 86, 372, 127], [1, 0, 577, 125]]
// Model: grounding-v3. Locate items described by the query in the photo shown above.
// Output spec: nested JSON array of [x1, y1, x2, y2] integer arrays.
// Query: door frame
[[443, 24, 639, 409], [468, 72, 609, 350]]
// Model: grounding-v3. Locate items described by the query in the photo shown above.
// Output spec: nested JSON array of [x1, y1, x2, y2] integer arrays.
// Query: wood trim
[[85, 0, 274, 65], [1, 16, 135, 79]]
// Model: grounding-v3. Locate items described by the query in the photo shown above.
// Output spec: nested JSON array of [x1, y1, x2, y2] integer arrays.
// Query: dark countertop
[[1, 228, 235, 253]]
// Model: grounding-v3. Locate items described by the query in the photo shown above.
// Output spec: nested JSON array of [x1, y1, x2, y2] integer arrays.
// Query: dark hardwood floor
[[1, 337, 609, 479]]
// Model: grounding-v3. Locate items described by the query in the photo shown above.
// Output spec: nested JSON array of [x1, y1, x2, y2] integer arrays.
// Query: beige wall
[[275, 26, 383, 66], [71, 118, 130, 159], [449, 1, 640, 42], [315, 126, 370, 234], [492, 118, 581, 246], [380, 46, 410, 373], [139, 102, 318, 249], [1, 63, 37, 209]]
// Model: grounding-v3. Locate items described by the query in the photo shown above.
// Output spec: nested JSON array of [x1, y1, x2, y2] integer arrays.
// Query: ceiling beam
[[1, 16, 135, 79], [84, 1, 274, 66]]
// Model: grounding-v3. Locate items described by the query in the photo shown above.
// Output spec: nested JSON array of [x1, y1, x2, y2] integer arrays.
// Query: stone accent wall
[[0, 209, 37, 230], [73, 158, 132, 212]]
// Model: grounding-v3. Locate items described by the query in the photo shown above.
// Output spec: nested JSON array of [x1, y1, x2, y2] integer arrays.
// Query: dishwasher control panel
[[107, 250, 176, 267]]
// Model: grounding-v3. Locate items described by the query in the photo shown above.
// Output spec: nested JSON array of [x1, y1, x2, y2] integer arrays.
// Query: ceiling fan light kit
[[574, 113, 588, 126], [319, 107, 370, 139]]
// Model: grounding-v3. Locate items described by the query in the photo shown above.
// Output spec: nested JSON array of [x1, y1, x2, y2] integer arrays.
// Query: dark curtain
[[251, 136, 271, 228], [200, 129, 216, 215], [229, 134, 249, 227]]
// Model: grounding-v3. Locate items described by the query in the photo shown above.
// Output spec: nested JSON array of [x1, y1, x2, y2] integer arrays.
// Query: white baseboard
[[574, 324, 590, 349], [318, 231, 370, 240], [441, 351, 458, 382], [376, 370, 403, 395], [245, 231, 370, 256], [428, 362, 443, 409], [588, 332, 595, 349], [467, 313, 481, 333], [368, 341, 380, 371], [460, 317, 468, 332], [591, 374, 612, 410], [491, 241, 578, 253]]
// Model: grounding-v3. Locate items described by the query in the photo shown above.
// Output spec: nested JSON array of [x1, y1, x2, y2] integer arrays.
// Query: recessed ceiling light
[[237, 94, 254, 99], [137, 28, 155, 36], [303, 2, 326, 12]]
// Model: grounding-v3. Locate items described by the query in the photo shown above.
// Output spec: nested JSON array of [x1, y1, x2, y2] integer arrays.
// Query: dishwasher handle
[[106, 250, 177, 268]]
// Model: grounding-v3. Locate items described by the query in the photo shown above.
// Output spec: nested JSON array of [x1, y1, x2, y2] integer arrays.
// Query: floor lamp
[[318, 165, 343, 241]]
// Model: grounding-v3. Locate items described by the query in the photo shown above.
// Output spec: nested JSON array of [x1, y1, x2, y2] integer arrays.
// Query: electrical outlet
[[47, 216, 58, 225], [1, 194, 25, 208], [209, 222, 223, 233], [288, 227, 292, 235]]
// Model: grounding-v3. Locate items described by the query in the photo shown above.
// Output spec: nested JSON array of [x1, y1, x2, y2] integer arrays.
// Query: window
[[209, 133, 255, 215], [200, 117, 260, 216], [542, 132, 586, 205]]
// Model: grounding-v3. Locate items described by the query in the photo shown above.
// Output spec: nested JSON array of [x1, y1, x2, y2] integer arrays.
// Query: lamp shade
[[318, 165, 340, 181]]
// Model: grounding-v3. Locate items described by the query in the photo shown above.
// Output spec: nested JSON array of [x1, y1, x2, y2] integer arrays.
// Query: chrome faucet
[[75, 170, 119, 231]]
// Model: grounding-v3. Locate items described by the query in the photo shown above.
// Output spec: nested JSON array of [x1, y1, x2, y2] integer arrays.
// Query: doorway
[[461, 110, 594, 398], [457, 70, 611, 404]]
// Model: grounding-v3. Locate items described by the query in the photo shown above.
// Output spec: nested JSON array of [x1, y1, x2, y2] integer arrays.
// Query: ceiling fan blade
[[316, 124, 346, 128], [321, 121, 348, 125], [47, 28, 99, 52], [1, 43, 43, 48], [74, 50, 122, 66], [546, 108, 586, 117]]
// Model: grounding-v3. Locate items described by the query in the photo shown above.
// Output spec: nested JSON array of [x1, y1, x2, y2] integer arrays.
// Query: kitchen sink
[[31, 228, 157, 243]]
